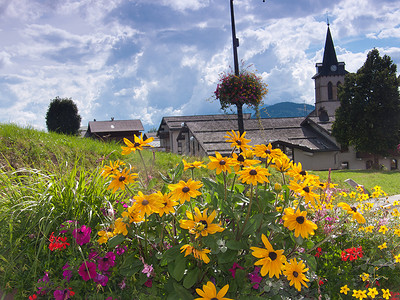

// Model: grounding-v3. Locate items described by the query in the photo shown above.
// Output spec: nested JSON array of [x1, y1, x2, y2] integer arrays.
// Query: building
[[157, 25, 400, 171], [86, 118, 144, 143]]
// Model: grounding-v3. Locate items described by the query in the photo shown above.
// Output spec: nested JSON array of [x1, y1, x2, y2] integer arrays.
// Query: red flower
[[29, 295, 37, 300], [341, 246, 363, 261], [49, 232, 70, 251]]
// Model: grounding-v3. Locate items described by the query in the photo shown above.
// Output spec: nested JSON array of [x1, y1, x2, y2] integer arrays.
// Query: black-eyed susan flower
[[231, 152, 260, 172], [182, 159, 205, 171], [122, 206, 144, 223], [207, 152, 236, 175], [337, 202, 366, 224], [121, 134, 154, 155], [101, 160, 125, 178], [282, 258, 309, 292], [282, 208, 318, 239], [180, 244, 194, 257], [272, 155, 291, 173], [253, 143, 283, 162], [113, 218, 128, 236], [289, 179, 320, 207], [168, 179, 203, 204], [195, 281, 232, 300], [224, 130, 251, 151], [285, 161, 308, 180], [237, 165, 271, 185], [152, 191, 178, 217], [97, 230, 114, 244], [107, 168, 138, 193], [250, 233, 286, 278], [193, 248, 211, 264], [180, 207, 224, 238], [132, 191, 163, 216], [340, 285, 350, 295]]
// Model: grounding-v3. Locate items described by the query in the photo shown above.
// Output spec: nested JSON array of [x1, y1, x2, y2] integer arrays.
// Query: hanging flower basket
[[214, 69, 268, 110]]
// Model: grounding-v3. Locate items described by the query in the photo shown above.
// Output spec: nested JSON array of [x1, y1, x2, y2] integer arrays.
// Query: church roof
[[312, 25, 348, 79]]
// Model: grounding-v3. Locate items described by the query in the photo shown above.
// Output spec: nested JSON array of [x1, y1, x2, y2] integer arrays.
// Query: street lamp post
[[229, 0, 265, 135]]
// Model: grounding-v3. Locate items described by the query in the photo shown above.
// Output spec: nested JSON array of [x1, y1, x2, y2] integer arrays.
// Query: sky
[[1, 0, 400, 132]]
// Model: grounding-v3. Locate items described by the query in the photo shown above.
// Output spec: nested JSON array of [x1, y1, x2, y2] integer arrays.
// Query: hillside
[[247, 101, 315, 118]]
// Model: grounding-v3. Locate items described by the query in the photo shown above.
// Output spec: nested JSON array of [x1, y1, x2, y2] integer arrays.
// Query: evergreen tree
[[46, 97, 82, 135], [332, 49, 400, 168]]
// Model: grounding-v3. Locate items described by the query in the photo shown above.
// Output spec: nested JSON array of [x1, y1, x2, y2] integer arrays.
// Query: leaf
[[172, 256, 187, 281], [183, 268, 199, 289], [173, 281, 193, 300], [107, 234, 125, 249], [226, 240, 246, 250]]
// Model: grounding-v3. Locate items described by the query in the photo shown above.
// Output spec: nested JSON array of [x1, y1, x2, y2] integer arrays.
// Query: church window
[[328, 82, 333, 100]]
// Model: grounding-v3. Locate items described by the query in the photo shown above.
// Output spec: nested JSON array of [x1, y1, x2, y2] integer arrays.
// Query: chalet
[[157, 25, 400, 171], [86, 118, 144, 143]]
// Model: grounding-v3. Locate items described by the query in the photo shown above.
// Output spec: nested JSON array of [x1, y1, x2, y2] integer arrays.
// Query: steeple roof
[[312, 25, 348, 79]]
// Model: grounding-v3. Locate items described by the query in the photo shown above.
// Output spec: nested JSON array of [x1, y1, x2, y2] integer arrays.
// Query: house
[[86, 118, 144, 142], [157, 25, 400, 171]]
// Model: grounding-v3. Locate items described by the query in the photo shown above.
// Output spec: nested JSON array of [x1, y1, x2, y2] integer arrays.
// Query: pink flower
[[142, 263, 154, 278], [248, 267, 262, 289], [94, 273, 109, 286], [73, 225, 91, 245], [98, 252, 116, 272], [62, 263, 73, 281], [54, 288, 75, 300], [228, 262, 244, 278], [78, 261, 97, 281], [116, 245, 127, 256]]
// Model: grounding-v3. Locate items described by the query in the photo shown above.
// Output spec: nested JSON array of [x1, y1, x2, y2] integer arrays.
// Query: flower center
[[182, 186, 190, 193], [351, 207, 357, 212], [293, 271, 299, 278], [119, 176, 126, 182], [237, 154, 245, 162], [265, 149, 271, 154], [236, 140, 242, 145], [219, 160, 226, 165], [300, 170, 307, 176], [249, 169, 257, 176], [142, 199, 149, 206], [303, 186, 310, 193], [134, 142, 140, 147], [268, 251, 277, 261], [296, 216, 305, 224], [211, 298, 218, 300]]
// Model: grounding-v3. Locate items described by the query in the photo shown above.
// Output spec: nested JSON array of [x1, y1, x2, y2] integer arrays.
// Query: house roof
[[157, 113, 252, 134], [88, 119, 144, 133], [180, 117, 339, 156]]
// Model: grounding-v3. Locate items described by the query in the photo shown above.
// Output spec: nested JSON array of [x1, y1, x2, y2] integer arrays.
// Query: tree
[[46, 97, 82, 135], [332, 49, 400, 168]]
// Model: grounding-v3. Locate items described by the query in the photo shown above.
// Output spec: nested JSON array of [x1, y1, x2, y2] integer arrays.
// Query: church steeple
[[312, 25, 348, 118]]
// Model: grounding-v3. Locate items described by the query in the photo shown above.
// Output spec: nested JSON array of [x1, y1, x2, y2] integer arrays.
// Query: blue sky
[[0, 0, 399, 132]]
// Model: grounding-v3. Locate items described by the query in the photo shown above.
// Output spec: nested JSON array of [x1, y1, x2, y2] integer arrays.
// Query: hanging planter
[[214, 68, 268, 110]]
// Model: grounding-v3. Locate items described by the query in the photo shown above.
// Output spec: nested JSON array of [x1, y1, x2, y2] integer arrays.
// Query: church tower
[[312, 25, 348, 119]]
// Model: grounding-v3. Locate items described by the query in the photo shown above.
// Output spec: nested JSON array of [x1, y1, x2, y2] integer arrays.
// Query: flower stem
[[237, 183, 254, 240]]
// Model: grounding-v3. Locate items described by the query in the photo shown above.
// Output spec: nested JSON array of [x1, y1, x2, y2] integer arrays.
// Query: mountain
[[246, 102, 315, 118]]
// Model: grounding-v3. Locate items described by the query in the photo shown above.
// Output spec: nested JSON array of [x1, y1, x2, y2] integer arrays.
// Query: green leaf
[[172, 256, 187, 281], [183, 268, 199, 289], [173, 281, 193, 300], [107, 234, 125, 249], [226, 240, 246, 250]]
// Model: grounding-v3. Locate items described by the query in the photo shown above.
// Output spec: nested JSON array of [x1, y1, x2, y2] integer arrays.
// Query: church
[[157, 26, 399, 171]]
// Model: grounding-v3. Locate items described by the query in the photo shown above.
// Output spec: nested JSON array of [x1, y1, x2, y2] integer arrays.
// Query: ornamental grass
[[0, 132, 399, 299]]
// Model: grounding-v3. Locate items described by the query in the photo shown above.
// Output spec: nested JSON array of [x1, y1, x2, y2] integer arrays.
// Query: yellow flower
[[276, 206, 283, 212], [378, 242, 387, 250], [391, 208, 400, 217], [393, 200, 399, 206], [286, 161, 308, 181], [251, 234, 286, 278], [231, 152, 260, 172], [367, 288, 378, 299], [113, 218, 128, 236], [122, 206, 144, 223], [97, 230, 114, 244], [394, 253, 400, 263], [101, 160, 125, 178], [253, 143, 283, 162], [352, 289, 367, 300], [349, 191, 357, 198], [180, 244, 194, 257], [378, 225, 388, 234], [237, 166, 271, 185], [121, 134, 154, 155], [180, 207, 224, 238], [224, 130, 251, 151], [193, 248, 211, 264], [340, 285, 350, 295], [207, 152, 236, 174], [107, 168, 138, 193], [289, 179, 320, 207], [382, 289, 391, 300], [132, 191, 163, 216], [325, 203, 334, 210], [282, 258, 309, 291], [282, 208, 317, 239], [394, 229, 400, 237], [360, 273, 369, 282], [168, 179, 203, 204], [152, 191, 178, 217], [337, 202, 366, 224], [272, 156, 291, 173], [195, 281, 232, 300], [365, 225, 374, 233], [182, 159, 205, 171]]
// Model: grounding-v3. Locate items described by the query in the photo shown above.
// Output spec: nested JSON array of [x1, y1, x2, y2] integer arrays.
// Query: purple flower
[[94, 273, 109, 286], [228, 262, 244, 278], [73, 225, 91, 245], [119, 279, 126, 290], [248, 267, 262, 289], [98, 252, 116, 272], [78, 262, 97, 281], [88, 250, 98, 260], [116, 245, 127, 256], [54, 288, 74, 300], [62, 263, 72, 282], [142, 263, 153, 278]]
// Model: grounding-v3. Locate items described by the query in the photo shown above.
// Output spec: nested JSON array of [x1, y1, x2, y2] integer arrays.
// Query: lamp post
[[229, 0, 265, 135]]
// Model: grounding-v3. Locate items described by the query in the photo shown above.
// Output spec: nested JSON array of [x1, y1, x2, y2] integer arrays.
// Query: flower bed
[[3, 132, 399, 299]]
